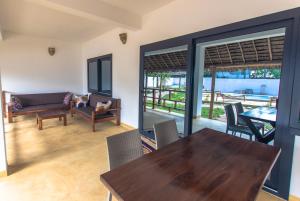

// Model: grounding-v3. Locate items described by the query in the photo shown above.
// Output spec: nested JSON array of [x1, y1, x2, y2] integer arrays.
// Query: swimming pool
[[222, 93, 275, 101]]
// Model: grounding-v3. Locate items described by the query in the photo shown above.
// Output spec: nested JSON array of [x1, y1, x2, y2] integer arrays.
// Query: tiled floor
[[0, 114, 283, 201]]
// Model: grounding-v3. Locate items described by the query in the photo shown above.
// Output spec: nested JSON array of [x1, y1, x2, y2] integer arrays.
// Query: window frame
[[87, 54, 113, 97]]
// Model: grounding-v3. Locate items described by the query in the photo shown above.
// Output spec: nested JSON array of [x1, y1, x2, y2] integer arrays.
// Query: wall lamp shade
[[119, 33, 127, 44], [48, 47, 55, 56]]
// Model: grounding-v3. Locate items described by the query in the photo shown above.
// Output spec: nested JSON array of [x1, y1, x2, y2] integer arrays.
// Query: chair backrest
[[234, 102, 247, 125], [106, 130, 143, 170], [224, 104, 236, 127], [12, 92, 68, 106], [234, 102, 244, 114], [153, 120, 179, 150]]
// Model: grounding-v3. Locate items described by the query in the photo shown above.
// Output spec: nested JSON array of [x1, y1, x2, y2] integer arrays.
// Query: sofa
[[8, 92, 72, 123], [71, 94, 121, 132]]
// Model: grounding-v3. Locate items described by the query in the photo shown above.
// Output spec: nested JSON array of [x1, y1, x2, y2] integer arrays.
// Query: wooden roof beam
[[215, 46, 223, 64], [205, 50, 214, 65], [238, 43, 246, 63], [268, 38, 273, 61], [226, 44, 233, 64], [252, 40, 259, 62]]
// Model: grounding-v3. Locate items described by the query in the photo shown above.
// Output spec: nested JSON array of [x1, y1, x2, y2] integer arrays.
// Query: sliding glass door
[[140, 45, 189, 139]]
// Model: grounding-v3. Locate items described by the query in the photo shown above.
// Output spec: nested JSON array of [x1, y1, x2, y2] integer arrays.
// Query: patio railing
[[143, 87, 186, 113]]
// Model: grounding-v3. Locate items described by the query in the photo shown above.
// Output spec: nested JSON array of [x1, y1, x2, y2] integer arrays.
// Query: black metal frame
[[139, 7, 300, 199], [87, 54, 113, 97]]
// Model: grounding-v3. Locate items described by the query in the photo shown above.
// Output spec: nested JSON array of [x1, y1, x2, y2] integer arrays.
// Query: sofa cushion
[[89, 94, 113, 108], [14, 104, 68, 114], [74, 106, 114, 119], [13, 92, 68, 107]]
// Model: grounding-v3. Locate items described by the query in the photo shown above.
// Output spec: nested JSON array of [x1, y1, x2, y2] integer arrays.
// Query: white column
[[193, 44, 205, 118], [0, 72, 7, 176]]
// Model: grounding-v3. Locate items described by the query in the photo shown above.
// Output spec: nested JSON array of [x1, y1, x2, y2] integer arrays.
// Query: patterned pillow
[[63, 93, 73, 105], [95, 101, 112, 113], [12, 97, 23, 111]]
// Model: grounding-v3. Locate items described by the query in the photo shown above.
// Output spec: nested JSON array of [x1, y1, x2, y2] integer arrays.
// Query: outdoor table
[[239, 107, 277, 127], [100, 128, 280, 201]]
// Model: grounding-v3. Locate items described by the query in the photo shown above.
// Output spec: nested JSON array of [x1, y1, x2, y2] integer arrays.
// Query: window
[[87, 54, 112, 96]]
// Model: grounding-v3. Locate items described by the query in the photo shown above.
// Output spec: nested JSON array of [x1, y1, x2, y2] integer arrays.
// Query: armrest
[[70, 100, 76, 109], [7, 102, 14, 112]]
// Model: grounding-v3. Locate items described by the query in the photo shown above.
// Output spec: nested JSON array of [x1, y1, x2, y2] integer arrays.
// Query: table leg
[[38, 119, 43, 130], [59, 116, 62, 121], [63, 115, 67, 126]]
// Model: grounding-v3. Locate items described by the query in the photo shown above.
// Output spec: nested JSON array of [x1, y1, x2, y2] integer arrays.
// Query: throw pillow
[[63, 93, 73, 105], [12, 97, 23, 111], [95, 101, 112, 113]]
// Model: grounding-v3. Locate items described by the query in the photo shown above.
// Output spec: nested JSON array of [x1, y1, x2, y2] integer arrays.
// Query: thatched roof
[[144, 36, 284, 72]]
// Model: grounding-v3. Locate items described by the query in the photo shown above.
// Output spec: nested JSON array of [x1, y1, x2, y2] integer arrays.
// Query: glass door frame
[[139, 39, 194, 137], [139, 8, 300, 199]]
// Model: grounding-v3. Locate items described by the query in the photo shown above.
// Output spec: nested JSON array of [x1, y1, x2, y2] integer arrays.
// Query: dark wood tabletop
[[239, 107, 277, 124], [100, 128, 280, 201]]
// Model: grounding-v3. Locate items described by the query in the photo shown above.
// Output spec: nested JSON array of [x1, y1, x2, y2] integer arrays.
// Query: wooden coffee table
[[36, 110, 67, 130]]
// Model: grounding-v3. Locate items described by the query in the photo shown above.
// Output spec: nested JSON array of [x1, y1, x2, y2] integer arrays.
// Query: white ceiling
[[99, 0, 175, 15], [0, 0, 175, 42]]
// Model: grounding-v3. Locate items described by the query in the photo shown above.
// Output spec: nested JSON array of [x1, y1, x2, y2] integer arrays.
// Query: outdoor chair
[[239, 116, 275, 144], [234, 102, 265, 134], [106, 130, 144, 201], [224, 104, 255, 141], [153, 120, 180, 150]]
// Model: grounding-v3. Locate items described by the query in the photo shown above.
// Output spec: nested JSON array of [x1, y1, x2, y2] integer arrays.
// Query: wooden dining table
[[100, 128, 280, 201]]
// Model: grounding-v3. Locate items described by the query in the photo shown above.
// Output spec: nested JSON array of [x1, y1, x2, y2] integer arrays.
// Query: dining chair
[[106, 130, 144, 201], [239, 116, 275, 144], [234, 102, 265, 134], [153, 120, 180, 150], [224, 104, 254, 140]]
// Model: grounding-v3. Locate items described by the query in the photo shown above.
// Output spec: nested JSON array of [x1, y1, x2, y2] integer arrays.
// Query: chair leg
[[107, 192, 112, 201]]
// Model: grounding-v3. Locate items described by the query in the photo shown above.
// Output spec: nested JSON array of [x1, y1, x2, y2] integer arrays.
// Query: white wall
[[203, 78, 280, 96], [0, 33, 83, 94], [0, 74, 7, 174], [82, 0, 300, 196]]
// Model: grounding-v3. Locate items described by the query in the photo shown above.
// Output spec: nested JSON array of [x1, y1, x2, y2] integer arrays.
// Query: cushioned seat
[[70, 94, 121, 132], [14, 104, 68, 114], [73, 106, 113, 119], [7, 92, 72, 123]]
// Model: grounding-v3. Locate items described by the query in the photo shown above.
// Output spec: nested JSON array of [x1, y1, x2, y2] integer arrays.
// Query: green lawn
[[146, 100, 224, 119], [162, 92, 185, 102], [201, 107, 224, 119]]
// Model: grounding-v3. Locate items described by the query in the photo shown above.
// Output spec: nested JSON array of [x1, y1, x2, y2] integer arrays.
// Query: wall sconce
[[119, 33, 127, 44], [48, 47, 56, 56]]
